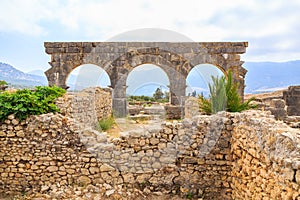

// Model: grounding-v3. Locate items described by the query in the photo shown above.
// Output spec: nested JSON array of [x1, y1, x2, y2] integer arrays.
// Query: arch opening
[[66, 64, 111, 91], [186, 64, 225, 98], [126, 64, 170, 99]]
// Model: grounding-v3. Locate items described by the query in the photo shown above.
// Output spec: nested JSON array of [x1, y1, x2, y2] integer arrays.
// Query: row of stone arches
[[44, 42, 248, 117], [67, 63, 224, 97]]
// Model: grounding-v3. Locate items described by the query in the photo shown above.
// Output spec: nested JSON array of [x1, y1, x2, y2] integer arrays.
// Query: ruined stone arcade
[[44, 42, 248, 117]]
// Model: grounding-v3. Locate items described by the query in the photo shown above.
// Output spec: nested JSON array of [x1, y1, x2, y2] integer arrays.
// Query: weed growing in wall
[[99, 116, 115, 131], [0, 86, 66, 122]]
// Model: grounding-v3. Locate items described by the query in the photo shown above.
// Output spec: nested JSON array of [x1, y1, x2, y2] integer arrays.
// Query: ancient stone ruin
[[284, 85, 300, 116], [1, 41, 299, 199], [44, 42, 248, 117], [0, 88, 300, 199]]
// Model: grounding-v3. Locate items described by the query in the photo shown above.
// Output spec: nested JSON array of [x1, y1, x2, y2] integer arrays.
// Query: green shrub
[[99, 117, 115, 131], [198, 94, 212, 114], [128, 95, 155, 102], [0, 86, 65, 122], [0, 80, 8, 92], [199, 71, 256, 114], [0, 80, 7, 86], [128, 91, 169, 103]]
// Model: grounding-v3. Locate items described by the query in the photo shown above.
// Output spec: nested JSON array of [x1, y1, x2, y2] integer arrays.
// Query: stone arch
[[189, 53, 247, 97], [46, 59, 114, 90], [44, 41, 248, 117], [126, 64, 170, 96], [189, 53, 228, 76], [66, 64, 111, 90], [186, 63, 226, 97], [106, 48, 191, 82], [109, 52, 190, 116]]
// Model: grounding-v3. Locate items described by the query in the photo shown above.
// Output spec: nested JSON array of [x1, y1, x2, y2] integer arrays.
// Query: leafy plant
[[209, 75, 227, 114], [186, 191, 193, 199], [0, 80, 7, 86], [0, 80, 8, 92], [99, 117, 115, 131], [198, 94, 213, 114], [225, 72, 256, 112], [198, 70, 256, 114], [0, 86, 65, 122]]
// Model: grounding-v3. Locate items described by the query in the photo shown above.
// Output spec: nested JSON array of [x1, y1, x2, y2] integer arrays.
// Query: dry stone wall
[[0, 112, 233, 199], [231, 110, 300, 199], [56, 87, 112, 128], [0, 105, 300, 199]]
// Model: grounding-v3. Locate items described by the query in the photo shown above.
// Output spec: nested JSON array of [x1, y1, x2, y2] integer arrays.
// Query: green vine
[[0, 86, 66, 122]]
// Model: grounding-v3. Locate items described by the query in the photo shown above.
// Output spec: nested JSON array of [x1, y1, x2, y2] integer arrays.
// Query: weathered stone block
[[270, 99, 286, 109], [285, 96, 300, 106], [165, 105, 182, 119], [287, 106, 300, 116], [269, 108, 287, 120]]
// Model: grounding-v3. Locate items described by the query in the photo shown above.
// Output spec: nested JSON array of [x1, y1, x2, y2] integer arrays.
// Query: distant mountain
[[244, 60, 300, 94], [131, 60, 300, 96], [1, 60, 300, 94], [27, 69, 46, 77], [0, 62, 47, 87]]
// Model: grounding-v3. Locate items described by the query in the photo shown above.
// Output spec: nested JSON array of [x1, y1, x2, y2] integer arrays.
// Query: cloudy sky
[[0, 0, 300, 72]]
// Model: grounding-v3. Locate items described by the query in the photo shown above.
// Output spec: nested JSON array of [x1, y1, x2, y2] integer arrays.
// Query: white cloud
[[0, 0, 300, 61], [0, 0, 58, 35]]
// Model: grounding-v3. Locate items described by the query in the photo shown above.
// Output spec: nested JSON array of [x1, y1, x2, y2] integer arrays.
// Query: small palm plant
[[209, 75, 227, 114], [198, 70, 256, 114]]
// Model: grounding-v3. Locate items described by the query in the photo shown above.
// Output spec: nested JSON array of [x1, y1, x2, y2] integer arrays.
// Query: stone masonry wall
[[0, 112, 233, 199], [56, 87, 112, 128], [1, 108, 300, 199], [231, 110, 300, 199]]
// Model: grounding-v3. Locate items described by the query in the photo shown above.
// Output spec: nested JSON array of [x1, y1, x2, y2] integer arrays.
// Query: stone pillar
[[45, 62, 74, 89], [227, 55, 247, 101], [167, 74, 186, 119], [45, 70, 68, 89], [169, 74, 186, 105], [111, 74, 128, 117]]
